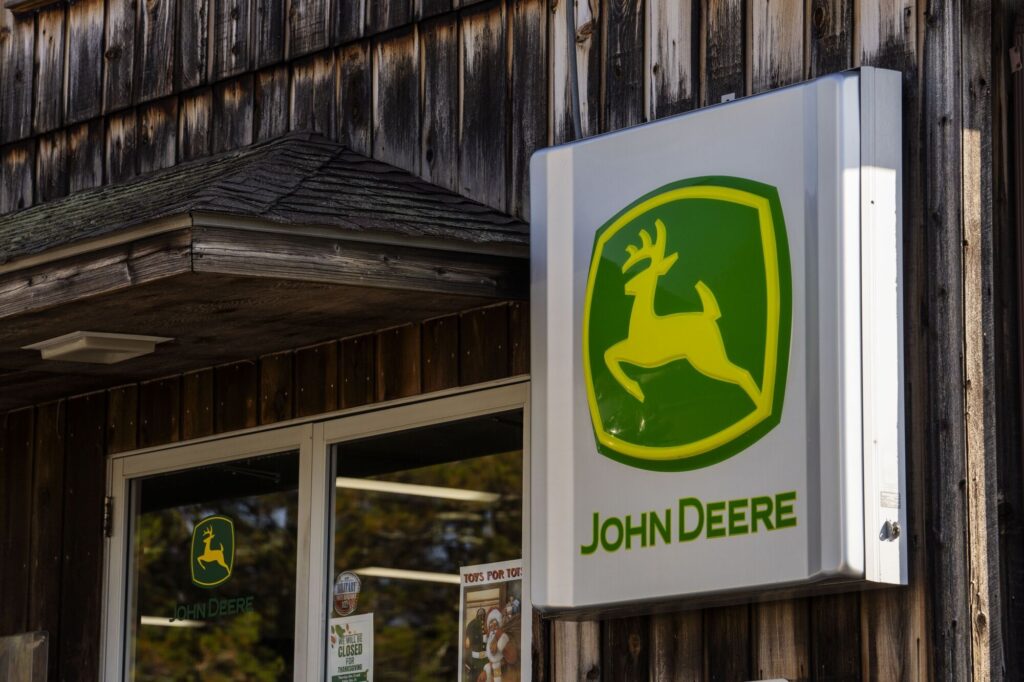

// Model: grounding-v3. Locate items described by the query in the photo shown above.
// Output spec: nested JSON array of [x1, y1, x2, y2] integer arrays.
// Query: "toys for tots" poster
[[458, 560, 523, 682]]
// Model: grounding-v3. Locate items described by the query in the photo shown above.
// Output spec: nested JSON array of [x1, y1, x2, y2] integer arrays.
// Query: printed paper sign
[[327, 613, 373, 682], [458, 560, 523, 682]]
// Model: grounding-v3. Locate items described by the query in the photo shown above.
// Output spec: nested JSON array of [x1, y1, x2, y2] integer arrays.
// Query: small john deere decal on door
[[191, 515, 235, 588], [584, 177, 792, 471]]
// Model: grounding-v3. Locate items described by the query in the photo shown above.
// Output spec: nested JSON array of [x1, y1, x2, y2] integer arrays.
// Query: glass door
[[102, 426, 315, 682]]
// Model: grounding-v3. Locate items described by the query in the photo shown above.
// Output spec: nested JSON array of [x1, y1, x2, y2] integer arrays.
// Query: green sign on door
[[191, 515, 235, 588], [583, 177, 792, 471]]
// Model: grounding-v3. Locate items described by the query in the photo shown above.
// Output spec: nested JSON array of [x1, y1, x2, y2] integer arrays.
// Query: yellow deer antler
[[622, 220, 670, 273]]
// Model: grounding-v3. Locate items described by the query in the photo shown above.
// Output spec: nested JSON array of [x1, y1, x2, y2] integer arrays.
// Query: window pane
[[126, 451, 300, 681], [330, 410, 523, 682]]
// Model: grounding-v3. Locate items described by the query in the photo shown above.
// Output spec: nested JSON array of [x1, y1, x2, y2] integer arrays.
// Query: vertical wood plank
[[376, 324, 421, 401], [417, 0, 450, 20], [291, 52, 336, 135], [260, 351, 294, 424], [68, 120, 105, 193], [0, 10, 34, 143], [962, 0, 999, 675], [551, 0, 601, 142], [254, 0, 286, 65], [373, 29, 419, 170], [295, 341, 339, 417], [340, 333, 376, 408], [459, 303, 509, 385], [810, 593, 861, 679], [0, 141, 35, 213], [106, 384, 139, 454], [861, 588, 913, 681], [648, 0, 698, 119], [509, 300, 529, 376], [333, 0, 364, 43], [420, 15, 458, 190], [66, 0, 105, 123], [139, 375, 182, 448], [136, 0, 177, 102], [809, 0, 852, 76], [552, 621, 601, 679], [183, 369, 215, 439], [603, 0, 644, 132], [28, 400, 65, 678], [857, 0, 915, 68], [288, 0, 331, 57], [178, 0, 210, 89], [179, 87, 213, 161], [337, 42, 372, 154], [215, 361, 259, 433], [211, 0, 252, 80], [213, 74, 255, 152], [510, 0, 547, 219], [602, 616, 649, 679], [704, 0, 745, 104], [34, 6, 66, 133], [460, 4, 507, 209], [704, 605, 751, 681], [255, 66, 291, 141], [59, 392, 106, 681], [0, 409, 33, 636], [36, 129, 69, 203], [422, 314, 459, 392], [531, 611, 551, 682], [753, 599, 810, 681], [650, 610, 703, 681], [103, 0, 138, 112], [750, 0, 804, 94], [366, 0, 411, 35], [106, 108, 139, 183], [137, 97, 179, 174]]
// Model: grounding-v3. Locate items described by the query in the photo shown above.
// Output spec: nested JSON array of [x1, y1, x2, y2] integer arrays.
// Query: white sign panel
[[530, 67, 906, 612], [327, 613, 373, 682]]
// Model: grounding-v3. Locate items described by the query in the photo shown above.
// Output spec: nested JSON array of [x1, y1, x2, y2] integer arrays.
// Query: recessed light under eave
[[23, 331, 173, 365]]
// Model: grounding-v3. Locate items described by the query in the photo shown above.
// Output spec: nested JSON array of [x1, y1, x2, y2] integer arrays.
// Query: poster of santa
[[327, 613, 373, 682], [458, 560, 524, 682]]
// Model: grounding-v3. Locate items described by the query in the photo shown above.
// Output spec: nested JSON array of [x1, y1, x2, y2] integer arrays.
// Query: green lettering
[[678, 497, 704, 542], [174, 606, 187, 621], [196, 602, 206, 619], [209, 598, 220, 616], [625, 513, 646, 549], [751, 496, 775, 532], [728, 499, 749, 535], [775, 491, 797, 529], [601, 517, 624, 552], [245, 596, 254, 612], [581, 513, 600, 555], [706, 501, 726, 538], [650, 508, 671, 546]]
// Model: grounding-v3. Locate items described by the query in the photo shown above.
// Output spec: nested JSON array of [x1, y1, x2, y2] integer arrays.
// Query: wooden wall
[[0, 0, 1014, 680], [0, 300, 528, 681]]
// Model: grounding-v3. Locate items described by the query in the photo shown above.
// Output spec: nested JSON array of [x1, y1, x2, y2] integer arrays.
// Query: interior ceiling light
[[335, 477, 500, 503], [23, 331, 173, 364], [352, 567, 461, 585], [140, 616, 204, 629]]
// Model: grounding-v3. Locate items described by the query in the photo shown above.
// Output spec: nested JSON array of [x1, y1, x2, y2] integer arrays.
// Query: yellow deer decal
[[196, 525, 230, 572], [603, 219, 761, 404]]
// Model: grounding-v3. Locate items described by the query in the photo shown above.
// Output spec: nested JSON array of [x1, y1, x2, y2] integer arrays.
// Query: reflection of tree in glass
[[333, 450, 523, 681], [132, 489, 298, 681]]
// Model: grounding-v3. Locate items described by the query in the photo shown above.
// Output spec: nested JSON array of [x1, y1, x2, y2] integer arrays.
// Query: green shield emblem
[[191, 515, 235, 588], [583, 176, 792, 471]]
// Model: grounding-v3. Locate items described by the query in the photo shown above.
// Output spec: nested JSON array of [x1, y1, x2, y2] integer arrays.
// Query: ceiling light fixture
[[352, 567, 461, 585], [23, 331, 173, 364], [335, 477, 500, 503], [140, 616, 204, 629]]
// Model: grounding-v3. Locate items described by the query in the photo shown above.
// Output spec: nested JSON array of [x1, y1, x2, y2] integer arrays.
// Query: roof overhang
[[0, 134, 529, 410]]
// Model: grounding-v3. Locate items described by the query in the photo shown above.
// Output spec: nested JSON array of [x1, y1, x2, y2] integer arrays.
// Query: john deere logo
[[584, 177, 792, 471], [191, 515, 235, 588]]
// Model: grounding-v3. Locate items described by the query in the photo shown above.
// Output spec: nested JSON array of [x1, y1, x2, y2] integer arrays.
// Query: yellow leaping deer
[[197, 525, 230, 572], [603, 219, 761, 405]]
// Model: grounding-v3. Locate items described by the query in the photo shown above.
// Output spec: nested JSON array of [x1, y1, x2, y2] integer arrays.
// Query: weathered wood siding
[[0, 301, 529, 681], [0, 0, 1013, 680]]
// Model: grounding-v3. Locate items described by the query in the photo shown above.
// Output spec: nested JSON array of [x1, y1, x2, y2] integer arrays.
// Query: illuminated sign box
[[530, 67, 905, 613]]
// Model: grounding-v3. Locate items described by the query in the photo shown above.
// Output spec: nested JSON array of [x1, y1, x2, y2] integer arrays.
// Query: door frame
[[99, 378, 530, 681]]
